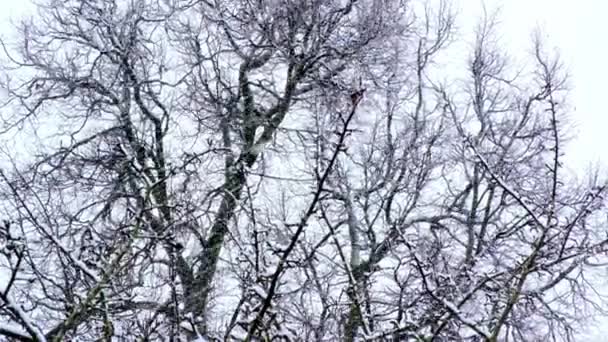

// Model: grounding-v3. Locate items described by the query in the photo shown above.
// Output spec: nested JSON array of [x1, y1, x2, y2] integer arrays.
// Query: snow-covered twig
[[440, 299, 492, 340], [467, 141, 547, 231], [0, 294, 47, 341]]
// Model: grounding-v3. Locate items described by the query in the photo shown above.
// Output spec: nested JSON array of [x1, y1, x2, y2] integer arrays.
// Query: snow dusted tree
[[0, 0, 606, 341]]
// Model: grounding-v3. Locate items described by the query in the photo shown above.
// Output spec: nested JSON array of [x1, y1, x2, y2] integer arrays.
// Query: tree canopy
[[0, 0, 606, 341]]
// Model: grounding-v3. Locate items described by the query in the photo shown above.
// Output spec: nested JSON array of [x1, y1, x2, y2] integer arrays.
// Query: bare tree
[[0, 1, 605, 341]]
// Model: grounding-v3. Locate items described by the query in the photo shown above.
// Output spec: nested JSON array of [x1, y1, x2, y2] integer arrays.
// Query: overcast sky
[[461, 0, 608, 174], [0, 0, 604, 170], [0, 0, 605, 339]]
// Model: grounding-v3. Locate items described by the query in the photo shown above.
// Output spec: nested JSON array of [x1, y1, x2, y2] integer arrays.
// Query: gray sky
[[1, 0, 602, 169], [457, 0, 607, 173], [0, 0, 605, 339], [505, 1, 604, 170]]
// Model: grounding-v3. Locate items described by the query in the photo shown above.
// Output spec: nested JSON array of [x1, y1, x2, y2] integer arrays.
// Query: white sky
[[0, 0, 606, 339], [462, 0, 608, 173], [0, 1, 603, 170]]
